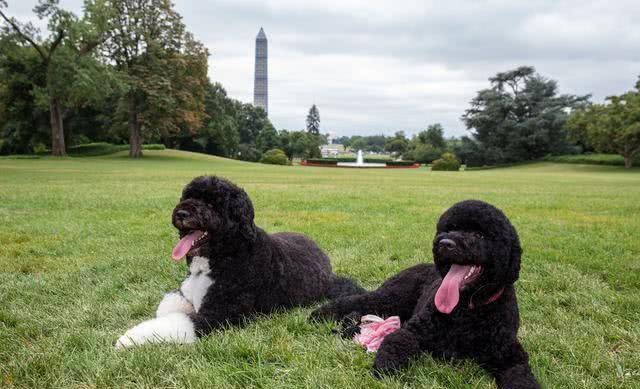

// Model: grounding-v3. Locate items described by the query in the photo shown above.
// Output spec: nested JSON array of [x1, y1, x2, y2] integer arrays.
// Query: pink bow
[[353, 315, 401, 352]]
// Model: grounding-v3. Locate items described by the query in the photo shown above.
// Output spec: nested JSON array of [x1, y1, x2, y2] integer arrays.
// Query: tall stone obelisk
[[253, 27, 268, 114]]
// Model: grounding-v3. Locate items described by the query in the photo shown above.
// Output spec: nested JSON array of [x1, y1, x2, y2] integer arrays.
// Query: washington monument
[[253, 27, 268, 114]]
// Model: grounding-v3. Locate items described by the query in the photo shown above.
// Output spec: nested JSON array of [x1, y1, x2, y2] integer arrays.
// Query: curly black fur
[[173, 176, 363, 337], [311, 200, 539, 389]]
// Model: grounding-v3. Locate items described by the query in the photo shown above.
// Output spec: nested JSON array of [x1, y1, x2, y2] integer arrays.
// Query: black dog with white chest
[[116, 175, 362, 348], [311, 200, 539, 389]]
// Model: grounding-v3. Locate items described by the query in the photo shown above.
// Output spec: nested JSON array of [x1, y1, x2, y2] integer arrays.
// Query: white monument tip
[[256, 27, 267, 40]]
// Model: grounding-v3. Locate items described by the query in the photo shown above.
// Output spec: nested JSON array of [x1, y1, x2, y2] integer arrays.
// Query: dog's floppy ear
[[228, 188, 257, 242]]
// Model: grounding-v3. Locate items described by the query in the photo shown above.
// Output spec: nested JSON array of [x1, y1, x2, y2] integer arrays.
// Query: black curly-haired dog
[[116, 175, 363, 348], [311, 200, 539, 389]]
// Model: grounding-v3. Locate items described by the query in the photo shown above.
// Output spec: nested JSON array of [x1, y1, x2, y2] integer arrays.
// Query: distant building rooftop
[[320, 144, 345, 157]]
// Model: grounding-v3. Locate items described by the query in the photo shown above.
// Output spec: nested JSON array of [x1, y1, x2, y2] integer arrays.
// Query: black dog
[[116, 175, 362, 348], [311, 200, 539, 389]]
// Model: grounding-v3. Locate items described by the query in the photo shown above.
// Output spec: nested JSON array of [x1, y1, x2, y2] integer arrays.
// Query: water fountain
[[337, 150, 386, 168]]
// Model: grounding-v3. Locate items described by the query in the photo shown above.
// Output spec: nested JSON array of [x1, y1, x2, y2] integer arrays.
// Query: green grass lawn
[[1, 150, 639, 388]]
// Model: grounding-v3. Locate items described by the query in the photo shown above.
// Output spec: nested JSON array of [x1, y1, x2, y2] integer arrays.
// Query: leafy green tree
[[280, 130, 321, 160], [406, 143, 441, 163], [101, 0, 208, 158], [408, 123, 447, 162], [384, 131, 408, 156], [189, 82, 240, 157], [236, 103, 269, 145], [171, 81, 275, 159], [566, 77, 640, 168], [306, 104, 320, 135], [237, 143, 261, 162], [418, 123, 446, 149], [362, 134, 386, 152], [190, 117, 239, 157], [350, 137, 367, 151], [333, 135, 350, 146], [333, 134, 389, 152], [278, 130, 294, 159], [0, 0, 107, 155], [0, 38, 48, 154], [302, 133, 323, 159], [462, 66, 587, 164], [256, 122, 280, 153]]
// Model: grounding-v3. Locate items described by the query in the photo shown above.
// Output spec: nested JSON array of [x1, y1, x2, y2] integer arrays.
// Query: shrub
[[260, 149, 290, 165], [305, 159, 338, 165], [68, 142, 128, 156], [386, 160, 416, 166], [407, 144, 442, 163], [144, 144, 166, 150], [431, 153, 461, 171], [32, 143, 48, 155], [237, 143, 262, 162], [544, 153, 640, 166], [67, 142, 167, 156], [70, 134, 91, 146]]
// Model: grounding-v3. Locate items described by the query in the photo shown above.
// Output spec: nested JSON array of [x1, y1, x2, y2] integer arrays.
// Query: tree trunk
[[128, 94, 143, 158], [50, 96, 65, 156], [624, 155, 633, 169]]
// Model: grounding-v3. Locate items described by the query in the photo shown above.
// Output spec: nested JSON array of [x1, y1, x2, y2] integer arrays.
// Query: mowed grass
[[1, 150, 639, 388]]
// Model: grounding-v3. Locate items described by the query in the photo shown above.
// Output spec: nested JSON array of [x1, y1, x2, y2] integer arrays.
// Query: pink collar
[[469, 287, 505, 309]]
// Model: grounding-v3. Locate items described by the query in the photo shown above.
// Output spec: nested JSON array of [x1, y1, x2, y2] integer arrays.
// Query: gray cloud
[[9, 0, 640, 137]]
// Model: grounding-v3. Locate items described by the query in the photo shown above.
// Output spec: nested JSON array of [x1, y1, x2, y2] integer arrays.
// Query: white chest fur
[[180, 256, 214, 313]]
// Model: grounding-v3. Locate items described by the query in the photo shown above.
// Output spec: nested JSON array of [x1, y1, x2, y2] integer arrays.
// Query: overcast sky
[[7, 0, 640, 137]]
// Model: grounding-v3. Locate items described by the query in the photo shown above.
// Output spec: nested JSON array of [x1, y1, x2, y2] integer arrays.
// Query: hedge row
[[544, 153, 639, 166], [386, 160, 417, 166], [306, 158, 338, 165]]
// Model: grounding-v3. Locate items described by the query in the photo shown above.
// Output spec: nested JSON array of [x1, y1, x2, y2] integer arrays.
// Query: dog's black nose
[[439, 238, 456, 250], [175, 210, 190, 219]]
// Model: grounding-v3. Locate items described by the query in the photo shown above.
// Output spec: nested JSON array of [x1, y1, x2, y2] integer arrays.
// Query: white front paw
[[115, 333, 136, 350], [114, 313, 197, 350], [156, 290, 194, 317]]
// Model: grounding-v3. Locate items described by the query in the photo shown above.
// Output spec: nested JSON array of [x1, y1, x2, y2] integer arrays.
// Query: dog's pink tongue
[[435, 264, 470, 314], [171, 230, 204, 261]]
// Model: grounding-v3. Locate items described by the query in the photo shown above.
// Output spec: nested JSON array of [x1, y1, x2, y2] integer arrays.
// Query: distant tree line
[[457, 66, 589, 166], [332, 125, 456, 164], [0, 0, 324, 160], [335, 67, 639, 169], [330, 66, 591, 165], [1, 3, 637, 167], [566, 77, 640, 168], [457, 66, 639, 168]]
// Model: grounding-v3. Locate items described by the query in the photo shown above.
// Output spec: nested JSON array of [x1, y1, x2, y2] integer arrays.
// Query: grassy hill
[[1, 149, 638, 388]]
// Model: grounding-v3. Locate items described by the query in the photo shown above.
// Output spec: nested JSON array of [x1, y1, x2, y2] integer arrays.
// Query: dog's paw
[[156, 290, 194, 317], [115, 332, 138, 350], [337, 311, 362, 339], [371, 357, 400, 379], [114, 313, 197, 350]]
